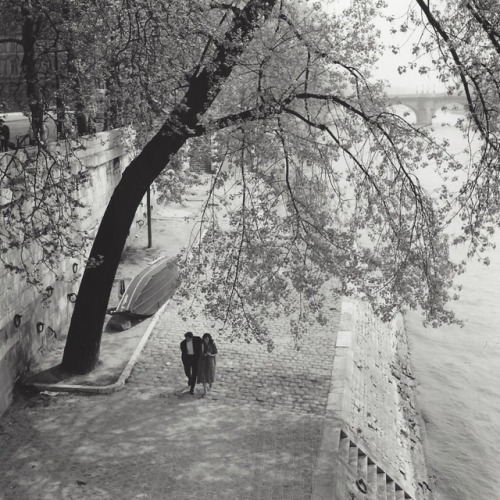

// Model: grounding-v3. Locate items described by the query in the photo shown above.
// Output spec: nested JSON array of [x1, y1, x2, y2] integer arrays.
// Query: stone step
[[338, 430, 414, 500], [335, 430, 350, 500], [367, 462, 378, 500], [377, 468, 388, 500], [348, 441, 358, 475], [395, 484, 406, 500], [339, 430, 350, 463], [386, 476, 396, 500], [357, 449, 368, 483]]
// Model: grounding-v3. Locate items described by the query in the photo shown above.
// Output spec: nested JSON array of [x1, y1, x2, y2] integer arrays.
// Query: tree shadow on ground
[[0, 388, 324, 500]]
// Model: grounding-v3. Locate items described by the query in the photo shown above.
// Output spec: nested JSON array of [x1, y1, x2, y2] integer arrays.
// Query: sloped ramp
[[108, 255, 178, 330]]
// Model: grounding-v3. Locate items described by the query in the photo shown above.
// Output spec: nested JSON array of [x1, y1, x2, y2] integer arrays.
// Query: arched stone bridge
[[387, 93, 467, 126]]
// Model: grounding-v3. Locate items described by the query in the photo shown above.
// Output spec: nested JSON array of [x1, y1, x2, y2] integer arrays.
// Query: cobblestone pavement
[[0, 295, 341, 500], [0, 389, 328, 500], [0, 172, 343, 499], [131, 297, 341, 416]]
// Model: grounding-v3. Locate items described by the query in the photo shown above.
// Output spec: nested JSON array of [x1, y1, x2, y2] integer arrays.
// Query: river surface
[[406, 121, 500, 500]]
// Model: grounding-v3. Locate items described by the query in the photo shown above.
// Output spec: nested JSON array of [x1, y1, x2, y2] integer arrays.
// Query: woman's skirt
[[197, 357, 216, 383]]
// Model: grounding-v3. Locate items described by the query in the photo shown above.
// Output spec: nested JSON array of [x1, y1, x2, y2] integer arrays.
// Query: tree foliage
[[0, 0, 207, 286], [392, 0, 500, 256], [176, 0, 463, 346], [1, 0, 500, 370], [0, 144, 93, 285]]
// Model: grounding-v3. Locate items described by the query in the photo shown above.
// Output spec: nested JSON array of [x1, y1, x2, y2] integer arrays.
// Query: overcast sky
[[374, 0, 446, 94], [326, 0, 446, 94]]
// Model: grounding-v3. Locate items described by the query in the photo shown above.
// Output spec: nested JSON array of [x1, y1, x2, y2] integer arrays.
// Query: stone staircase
[[339, 429, 414, 500]]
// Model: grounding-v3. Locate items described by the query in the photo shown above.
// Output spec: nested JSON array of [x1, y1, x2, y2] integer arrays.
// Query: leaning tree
[[61, 0, 464, 373], [3, 0, 498, 373], [62, 0, 281, 372]]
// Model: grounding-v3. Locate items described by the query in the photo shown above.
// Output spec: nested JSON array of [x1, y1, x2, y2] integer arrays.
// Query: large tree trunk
[[62, 0, 277, 374], [61, 130, 185, 372]]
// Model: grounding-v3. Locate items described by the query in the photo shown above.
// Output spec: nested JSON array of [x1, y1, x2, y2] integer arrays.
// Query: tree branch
[[415, 0, 497, 150], [466, 1, 500, 56]]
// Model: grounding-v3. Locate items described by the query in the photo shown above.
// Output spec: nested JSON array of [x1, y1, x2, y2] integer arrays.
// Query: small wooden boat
[[107, 255, 178, 330]]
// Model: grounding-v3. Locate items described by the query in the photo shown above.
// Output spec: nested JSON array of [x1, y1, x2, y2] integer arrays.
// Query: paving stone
[[0, 276, 341, 499]]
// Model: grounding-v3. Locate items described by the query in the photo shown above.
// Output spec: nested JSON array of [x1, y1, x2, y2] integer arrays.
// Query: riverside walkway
[[0, 295, 341, 500], [0, 177, 343, 500]]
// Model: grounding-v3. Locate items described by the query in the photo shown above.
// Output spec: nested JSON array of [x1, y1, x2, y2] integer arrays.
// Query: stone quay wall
[[324, 299, 434, 500], [0, 130, 135, 417]]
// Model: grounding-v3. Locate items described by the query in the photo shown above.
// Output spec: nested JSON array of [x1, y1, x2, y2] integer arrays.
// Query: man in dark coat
[[180, 331, 202, 394], [0, 119, 10, 152]]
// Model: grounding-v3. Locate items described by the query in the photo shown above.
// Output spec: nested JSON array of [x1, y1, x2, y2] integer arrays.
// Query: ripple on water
[[408, 286, 500, 500]]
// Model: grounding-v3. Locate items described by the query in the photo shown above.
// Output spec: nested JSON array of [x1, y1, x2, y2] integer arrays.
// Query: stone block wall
[[327, 300, 434, 500], [0, 129, 135, 416]]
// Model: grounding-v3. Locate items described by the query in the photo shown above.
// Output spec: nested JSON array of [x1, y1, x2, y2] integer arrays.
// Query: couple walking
[[180, 331, 217, 396]]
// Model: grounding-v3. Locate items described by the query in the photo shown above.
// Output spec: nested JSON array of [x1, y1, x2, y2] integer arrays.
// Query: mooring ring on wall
[[72, 262, 78, 273], [67, 293, 78, 303], [136, 219, 144, 226], [45, 285, 54, 297], [13, 314, 22, 328], [356, 478, 368, 494], [36, 322, 45, 333]]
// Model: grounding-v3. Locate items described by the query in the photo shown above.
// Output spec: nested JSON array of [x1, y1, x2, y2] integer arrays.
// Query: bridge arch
[[387, 93, 467, 127], [388, 104, 418, 125]]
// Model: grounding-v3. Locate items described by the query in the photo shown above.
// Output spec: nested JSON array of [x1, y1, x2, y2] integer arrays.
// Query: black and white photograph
[[0, 1, 498, 499]]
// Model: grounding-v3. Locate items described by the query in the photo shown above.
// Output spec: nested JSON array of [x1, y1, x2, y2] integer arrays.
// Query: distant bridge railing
[[386, 93, 467, 126]]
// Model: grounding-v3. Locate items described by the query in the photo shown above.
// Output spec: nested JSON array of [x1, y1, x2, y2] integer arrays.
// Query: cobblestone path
[[131, 298, 341, 415], [0, 296, 341, 500]]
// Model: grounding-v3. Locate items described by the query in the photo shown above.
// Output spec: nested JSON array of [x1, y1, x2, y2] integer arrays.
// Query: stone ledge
[[22, 300, 169, 394]]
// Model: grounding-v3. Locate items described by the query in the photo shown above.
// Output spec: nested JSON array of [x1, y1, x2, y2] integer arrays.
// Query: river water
[[406, 120, 500, 500]]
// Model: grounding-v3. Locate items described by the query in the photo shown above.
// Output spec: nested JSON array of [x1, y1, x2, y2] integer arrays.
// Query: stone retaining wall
[[327, 299, 434, 500], [0, 130, 135, 416]]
